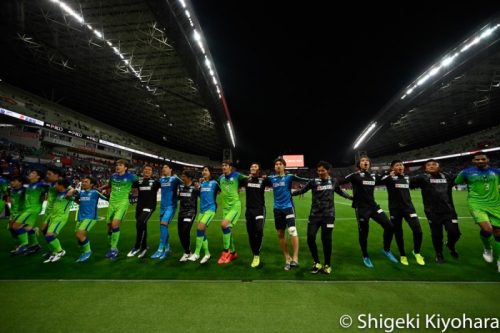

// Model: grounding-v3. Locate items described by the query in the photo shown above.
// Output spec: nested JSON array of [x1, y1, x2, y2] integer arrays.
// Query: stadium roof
[[351, 16, 500, 158], [0, 0, 235, 159]]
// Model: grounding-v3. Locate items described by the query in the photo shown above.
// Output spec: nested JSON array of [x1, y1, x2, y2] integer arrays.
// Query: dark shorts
[[273, 208, 296, 230]]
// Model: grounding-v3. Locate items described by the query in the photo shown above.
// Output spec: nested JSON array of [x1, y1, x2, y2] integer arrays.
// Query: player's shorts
[[106, 202, 130, 222], [197, 210, 216, 226], [274, 207, 296, 230], [222, 202, 241, 227], [14, 210, 41, 227], [75, 219, 98, 232], [160, 206, 176, 223], [469, 204, 500, 227], [47, 216, 69, 235]]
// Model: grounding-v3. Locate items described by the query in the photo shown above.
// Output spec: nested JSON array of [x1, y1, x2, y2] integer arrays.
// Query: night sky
[[191, 2, 500, 169]]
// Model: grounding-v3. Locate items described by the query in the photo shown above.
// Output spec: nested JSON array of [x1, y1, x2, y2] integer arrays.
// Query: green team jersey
[[52, 189, 74, 220], [455, 167, 500, 207], [9, 187, 26, 216], [109, 172, 138, 205], [44, 182, 58, 215], [218, 172, 247, 208], [24, 181, 48, 212], [0, 176, 7, 199]]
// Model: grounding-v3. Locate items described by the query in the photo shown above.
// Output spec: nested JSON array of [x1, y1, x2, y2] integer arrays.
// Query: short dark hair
[[57, 178, 70, 188], [222, 160, 233, 167], [163, 162, 174, 169], [250, 162, 261, 169], [202, 165, 212, 173], [83, 176, 96, 185], [182, 170, 194, 179], [274, 157, 286, 166], [32, 169, 44, 180], [116, 159, 129, 168], [47, 166, 63, 176], [317, 161, 331, 170], [425, 159, 438, 165], [472, 151, 487, 158], [390, 160, 403, 167]]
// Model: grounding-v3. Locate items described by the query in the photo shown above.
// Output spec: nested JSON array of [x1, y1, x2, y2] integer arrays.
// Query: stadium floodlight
[[404, 146, 500, 164], [227, 121, 236, 148], [193, 29, 201, 42], [185, 10, 191, 18], [353, 122, 377, 149], [212, 77, 217, 85], [178, 0, 187, 9], [171, 160, 204, 168], [204, 57, 212, 69], [401, 22, 500, 100], [93, 29, 103, 39]]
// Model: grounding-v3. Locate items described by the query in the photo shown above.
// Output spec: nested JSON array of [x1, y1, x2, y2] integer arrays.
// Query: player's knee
[[197, 223, 206, 231], [277, 229, 285, 238], [288, 226, 298, 237], [75, 231, 86, 241], [480, 229, 492, 238]]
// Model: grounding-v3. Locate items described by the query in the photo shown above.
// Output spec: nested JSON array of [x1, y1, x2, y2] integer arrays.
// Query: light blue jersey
[[269, 174, 308, 209], [160, 175, 182, 210], [200, 179, 219, 213], [77, 189, 108, 220]]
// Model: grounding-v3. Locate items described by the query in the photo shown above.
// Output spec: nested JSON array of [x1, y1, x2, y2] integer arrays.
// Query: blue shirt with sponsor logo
[[269, 174, 308, 210], [200, 179, 219, 213], [160, 175, 182, 210], [77, 189, 108, 220]]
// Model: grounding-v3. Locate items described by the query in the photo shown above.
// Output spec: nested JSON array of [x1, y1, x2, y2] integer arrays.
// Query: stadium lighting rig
[[176, 0, 236, 148], [49, 0, 158, 94], [404, 146, 500, 164], [400, 23, 500, 100], [353, 122, 377, 149]]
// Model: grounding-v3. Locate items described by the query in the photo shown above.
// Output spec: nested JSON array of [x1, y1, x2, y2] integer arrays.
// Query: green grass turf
[[0, 281, 497, 333], [0, 191, 498, 281]]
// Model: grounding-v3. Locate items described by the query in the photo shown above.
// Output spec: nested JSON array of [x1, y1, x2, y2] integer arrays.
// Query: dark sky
[[191, 2, 500, 169]]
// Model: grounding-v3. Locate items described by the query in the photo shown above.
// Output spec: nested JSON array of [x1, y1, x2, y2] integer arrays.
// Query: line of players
[[2, 152, 499, 274]]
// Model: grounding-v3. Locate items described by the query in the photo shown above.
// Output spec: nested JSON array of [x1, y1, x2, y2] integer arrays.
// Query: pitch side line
[[0, 279, 496, 284]]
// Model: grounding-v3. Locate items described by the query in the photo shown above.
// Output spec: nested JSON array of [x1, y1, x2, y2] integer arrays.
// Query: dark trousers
[[390, 210, 423, 256], [135, 208, 154, 250], [307, 217, 334, 266], [426, 214, 461, 255], [355, 208, 394, 257], [246, 208, 265, 256], [178, 214, 195, 254]]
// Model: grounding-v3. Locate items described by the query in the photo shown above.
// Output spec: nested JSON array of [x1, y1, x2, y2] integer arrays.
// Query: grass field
[[1, 191, 498, 333], [0, 191, 498, 281]]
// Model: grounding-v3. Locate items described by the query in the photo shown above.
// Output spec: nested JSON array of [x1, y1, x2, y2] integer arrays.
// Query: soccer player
[[380, 160, 425, 266], [292, 161, 353, 274], [177, 170, 199, 261], [127, 165, 161, 258], [217, 160, 247, 264], [341, 155, 397, 268], [36, 166, 65, 256], [244, 162, 272, 268], [188, 166, 219, 264], [151, 163, 182, 260], [268, 157, 308, 270], [43, 178, 74, 263], [11, 170, 47, 255], [74, 176, 108, 262], [410, 159, 461, 263], [454, 152, 500, 272], [101, 159, 138, 260], [7, 176, 25, 244], [0, 174, 7, 216]]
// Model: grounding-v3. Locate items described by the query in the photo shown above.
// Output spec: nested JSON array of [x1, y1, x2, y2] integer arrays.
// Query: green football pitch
[[0, 191, 498, 332]]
